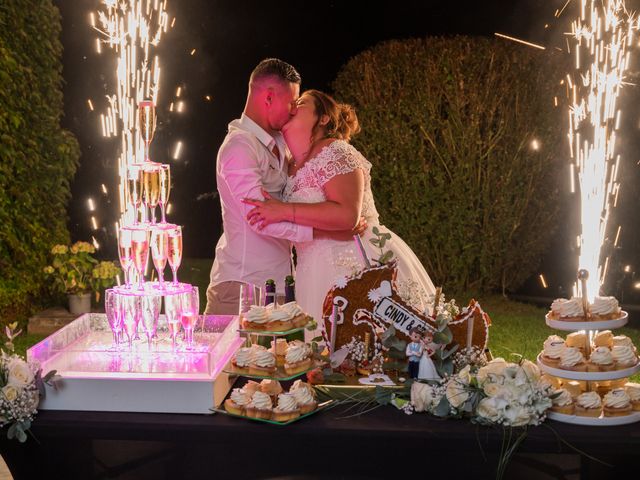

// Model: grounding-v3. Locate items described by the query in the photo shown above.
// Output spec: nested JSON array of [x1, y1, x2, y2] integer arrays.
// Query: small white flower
[[411, 382, 435, 413], [334, 276, 348, 289], [7, 358, 34, 388], [2, 385, 19, 402], [367, 288, 382, 303]]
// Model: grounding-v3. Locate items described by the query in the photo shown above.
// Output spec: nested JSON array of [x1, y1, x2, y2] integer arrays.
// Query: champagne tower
[[109, 99, 200, 351]]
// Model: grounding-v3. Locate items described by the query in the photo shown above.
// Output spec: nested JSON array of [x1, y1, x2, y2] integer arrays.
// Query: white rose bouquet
[[1, 323, 59, 442], [411, 357, 554, 427]]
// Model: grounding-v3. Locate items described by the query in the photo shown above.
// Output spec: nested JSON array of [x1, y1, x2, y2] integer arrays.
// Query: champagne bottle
[[284, 275, 295, 303], [265, 279, 276, 306]]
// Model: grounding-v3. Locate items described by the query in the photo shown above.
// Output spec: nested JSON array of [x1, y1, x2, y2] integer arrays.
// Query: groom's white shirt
[[209, 114, 313, 288]]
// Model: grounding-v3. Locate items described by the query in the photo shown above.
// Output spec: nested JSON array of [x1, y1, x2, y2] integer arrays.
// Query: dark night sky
[[54, 0, 640, 299]]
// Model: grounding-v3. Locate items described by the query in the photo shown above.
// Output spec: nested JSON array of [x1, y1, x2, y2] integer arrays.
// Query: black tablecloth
[[1, 406, 639, 479]]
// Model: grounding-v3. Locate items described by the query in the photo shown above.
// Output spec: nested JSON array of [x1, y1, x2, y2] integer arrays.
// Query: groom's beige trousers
[[204, 281, 242, 315]]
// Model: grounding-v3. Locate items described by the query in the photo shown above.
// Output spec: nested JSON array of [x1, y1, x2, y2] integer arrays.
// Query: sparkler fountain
[[537, 0, 640, 426], [566, 0, 636, 304], [26, 1, 242, 414]]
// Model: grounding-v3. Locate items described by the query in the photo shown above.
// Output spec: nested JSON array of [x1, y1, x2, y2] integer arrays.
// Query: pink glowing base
[[28, 313, 243, 413]]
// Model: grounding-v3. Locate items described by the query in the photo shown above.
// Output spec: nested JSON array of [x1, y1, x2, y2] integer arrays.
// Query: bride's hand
[[243, 189, 288, 228]]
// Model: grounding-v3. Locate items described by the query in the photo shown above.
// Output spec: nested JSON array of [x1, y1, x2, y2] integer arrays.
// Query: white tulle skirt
[[294, 223, 436, 342]]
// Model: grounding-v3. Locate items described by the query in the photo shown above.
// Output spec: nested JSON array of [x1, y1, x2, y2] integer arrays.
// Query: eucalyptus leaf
[[375, 386, 393, 405], [433, 330, 453, 345], [442, 344, 459, 359], [372, 226, 380, 235], [433, 396, 451, 417]]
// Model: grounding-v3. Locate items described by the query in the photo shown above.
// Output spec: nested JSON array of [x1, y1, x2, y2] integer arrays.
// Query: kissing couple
[[205, 58, 435, 340]]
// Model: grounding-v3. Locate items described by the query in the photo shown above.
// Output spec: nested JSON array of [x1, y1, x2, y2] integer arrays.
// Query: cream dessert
[[588, 346, 615, 372], [541, 335, 566, 367], [603, 388, 632, 417], [575, 391, 602, 417], [559, 347, 586, 371], [272, 392, 300, 422], [551, 388, 574, 414]]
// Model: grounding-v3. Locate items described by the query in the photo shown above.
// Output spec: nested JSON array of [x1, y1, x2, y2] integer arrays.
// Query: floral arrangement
[[409, 356, 553, 427], [1, 323, 59, 442], [43, 241, 120, 302]]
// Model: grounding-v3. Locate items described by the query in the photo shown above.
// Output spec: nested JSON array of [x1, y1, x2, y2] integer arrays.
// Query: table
[[1, 406, 639, 479]]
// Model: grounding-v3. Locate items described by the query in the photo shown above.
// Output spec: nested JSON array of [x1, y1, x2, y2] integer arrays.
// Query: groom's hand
[[313, 217, 367, 241]]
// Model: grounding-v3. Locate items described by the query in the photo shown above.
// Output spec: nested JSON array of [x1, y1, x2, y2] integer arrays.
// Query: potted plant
[[43, 241, 120, 315]]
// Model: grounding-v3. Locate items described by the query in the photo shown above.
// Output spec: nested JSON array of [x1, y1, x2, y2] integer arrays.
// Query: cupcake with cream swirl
[[624, 382, 640, 411], [284, 342, 312, 375], [612, 345, 638, 369], [224, 387, 253, 416], [549, 297, 585, 321], [590, 296, 622, 320], [613, 335, 636, 353], [273, 392, 300, 422], [290, 380, 318, 414], [588, 346, 615, 372], [245, 390, 273, 420], [575, 391, 602, 417], [603, 388, 632, 417], [541, 335, 566, 367], [551, 388, 574, 414], [559, 347, 587, 372], [249, 349, 277, 376], [231, 347, 253, 374], [266, 307, 293, 332], [242, 305, 270, 330], [281, 301, 309, 328]]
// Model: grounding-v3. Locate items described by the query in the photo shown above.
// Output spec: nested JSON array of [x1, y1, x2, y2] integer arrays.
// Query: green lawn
[[12, 273, 640, 385]]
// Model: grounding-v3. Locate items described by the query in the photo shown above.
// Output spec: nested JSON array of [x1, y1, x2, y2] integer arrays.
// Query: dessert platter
[[218, 298, 332, 424], [213, 378, 331, 425], [537, 295, 640, 426]]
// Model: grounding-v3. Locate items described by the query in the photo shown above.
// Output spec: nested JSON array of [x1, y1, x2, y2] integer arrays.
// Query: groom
[[205, 58, 308, 315]]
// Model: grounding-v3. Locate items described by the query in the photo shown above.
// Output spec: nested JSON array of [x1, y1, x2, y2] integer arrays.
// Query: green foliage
[[0, 2, 79, 327], [333, 36, 567, 293], [43, 242, 120, 302]]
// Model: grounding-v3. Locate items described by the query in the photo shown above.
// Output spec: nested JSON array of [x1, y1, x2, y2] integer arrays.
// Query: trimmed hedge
[[333, 36, 568, 294], [0, 1, 79, 327]]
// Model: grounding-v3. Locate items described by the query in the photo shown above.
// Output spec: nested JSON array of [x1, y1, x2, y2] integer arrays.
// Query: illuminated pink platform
[[27, 313, 243, 414]]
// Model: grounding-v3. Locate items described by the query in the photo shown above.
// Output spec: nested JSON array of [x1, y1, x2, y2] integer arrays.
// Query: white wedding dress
[[283, 140, 436, 340]]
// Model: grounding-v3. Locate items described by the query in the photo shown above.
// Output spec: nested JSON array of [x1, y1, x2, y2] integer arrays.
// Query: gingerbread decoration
[[322, 260, 491, 353]]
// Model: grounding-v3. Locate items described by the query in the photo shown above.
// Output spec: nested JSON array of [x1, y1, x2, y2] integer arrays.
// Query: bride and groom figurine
[[406, 327, 441, 381], [205, 57, 436, 342]]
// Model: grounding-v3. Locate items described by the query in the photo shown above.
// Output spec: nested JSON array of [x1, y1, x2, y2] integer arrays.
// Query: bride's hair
[[304, 90, 361, 142]]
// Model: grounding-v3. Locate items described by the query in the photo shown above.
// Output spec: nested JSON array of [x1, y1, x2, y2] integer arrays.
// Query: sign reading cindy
[[373, 297, 432, 336]]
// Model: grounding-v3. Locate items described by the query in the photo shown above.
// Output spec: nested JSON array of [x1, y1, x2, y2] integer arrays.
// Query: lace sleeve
[[314, 141, 370, 187]]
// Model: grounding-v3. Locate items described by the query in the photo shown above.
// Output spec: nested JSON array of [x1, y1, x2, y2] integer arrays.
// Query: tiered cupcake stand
[[537, 312, 640, 426], [215, 321, 330, 424]]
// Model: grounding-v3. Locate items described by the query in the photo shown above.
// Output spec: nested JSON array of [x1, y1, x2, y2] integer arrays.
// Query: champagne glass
[[140, 294, 161, 350], [239, 283, 262, 315], [164, 293, 182, 350], [159, 164, 171, 224], [130, 227, 150, 291], [167, 225, 183, 287], [138, 99, 156, 162], [181, 287, 199, 349], [117, 226, 133, 288], [150, 226, 169, 290], [121, 294, 141, 350], [127, 165, 143, 224], [105, 289, 123, 348], [142, 163, 161, 224]]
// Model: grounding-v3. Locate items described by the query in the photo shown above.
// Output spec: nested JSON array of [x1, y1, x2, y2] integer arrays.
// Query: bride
[[244, 90, 435, 339]]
